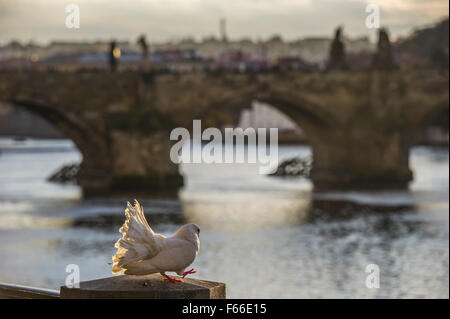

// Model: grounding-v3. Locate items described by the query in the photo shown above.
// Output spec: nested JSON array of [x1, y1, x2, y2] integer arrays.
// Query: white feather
[[112, 199, 164, 274], [112, 199, 200, 276]]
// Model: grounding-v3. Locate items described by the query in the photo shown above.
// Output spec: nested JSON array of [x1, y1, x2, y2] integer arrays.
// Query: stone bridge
[[0, 69, 448, 195]]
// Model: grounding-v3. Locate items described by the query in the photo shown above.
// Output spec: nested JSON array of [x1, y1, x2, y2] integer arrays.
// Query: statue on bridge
[[327, 26, 347, 70], [137, 35, 149, 64], [372, 28, 397, 70]]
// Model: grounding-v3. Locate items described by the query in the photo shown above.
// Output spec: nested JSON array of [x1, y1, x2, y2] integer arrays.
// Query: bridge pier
[[310, 127, 414, 191], [77, 130, 183, 196], [108, 130, 183, 192]]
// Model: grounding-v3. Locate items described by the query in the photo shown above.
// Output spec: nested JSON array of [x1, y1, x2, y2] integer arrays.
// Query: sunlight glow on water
[[0, 138, 448, 298]]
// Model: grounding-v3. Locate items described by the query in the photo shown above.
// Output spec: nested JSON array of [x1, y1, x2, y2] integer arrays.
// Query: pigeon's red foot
[[163, 274, 183, 283], [182, 268, 197, 278]]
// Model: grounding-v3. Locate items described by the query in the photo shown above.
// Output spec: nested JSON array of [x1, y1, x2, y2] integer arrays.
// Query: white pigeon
[[112, 199, 200, 282]]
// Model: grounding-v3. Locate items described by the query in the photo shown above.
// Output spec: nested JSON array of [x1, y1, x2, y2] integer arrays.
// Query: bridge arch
[[190, 92, 333, 144], [417, 99, 449, 145], [3, 99, 113, 193], [174, 92, 340, 187], [420, 99, 449, 129]]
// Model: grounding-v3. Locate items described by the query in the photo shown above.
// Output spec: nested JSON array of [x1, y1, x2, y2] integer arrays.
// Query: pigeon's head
[[186, 223, 200, 238], [174, 223, 200, 246], [192, 223, 201, 235]]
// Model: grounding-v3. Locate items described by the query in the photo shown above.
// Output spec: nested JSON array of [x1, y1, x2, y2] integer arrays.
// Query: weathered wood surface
[[60, 274, 226, 299], [0, 282, 60, 299]]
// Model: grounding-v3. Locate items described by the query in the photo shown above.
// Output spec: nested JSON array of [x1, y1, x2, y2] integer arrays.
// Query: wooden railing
[[1, 274, 225, 299], [0, 283, 60, 299]]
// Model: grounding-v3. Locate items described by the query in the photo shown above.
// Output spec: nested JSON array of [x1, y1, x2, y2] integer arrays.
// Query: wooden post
[[60, 274, 226, 299]]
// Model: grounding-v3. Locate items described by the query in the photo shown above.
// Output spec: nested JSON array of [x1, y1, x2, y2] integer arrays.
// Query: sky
[[0, 0, 448, 44]]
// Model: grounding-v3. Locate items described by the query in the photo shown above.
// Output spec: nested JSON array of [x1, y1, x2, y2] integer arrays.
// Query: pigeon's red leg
[[163, 274, 183, 283], [182, 268, 197, 278]]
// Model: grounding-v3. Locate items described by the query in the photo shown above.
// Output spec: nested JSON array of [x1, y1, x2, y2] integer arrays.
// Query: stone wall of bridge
[[0, 69, 447, 193]]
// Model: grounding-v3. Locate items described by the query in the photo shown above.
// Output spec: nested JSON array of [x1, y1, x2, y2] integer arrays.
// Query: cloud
[[0, 0, 448, 44]]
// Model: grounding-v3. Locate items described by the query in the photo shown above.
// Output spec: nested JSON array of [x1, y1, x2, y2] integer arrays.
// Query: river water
[[0, 138, 448, 298]]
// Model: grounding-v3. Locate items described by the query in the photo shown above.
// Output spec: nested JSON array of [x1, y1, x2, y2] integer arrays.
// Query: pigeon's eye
[[197, 228, 200, 234]]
